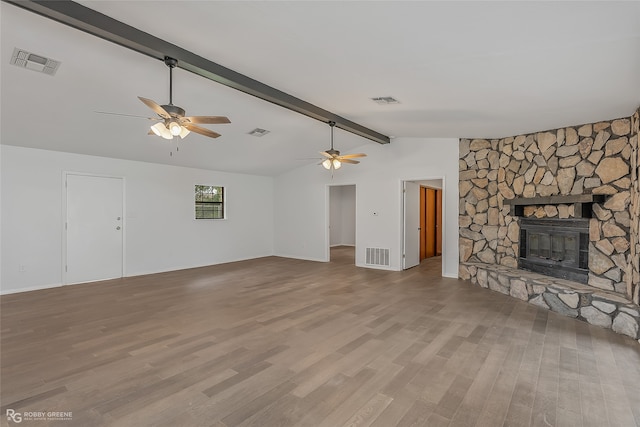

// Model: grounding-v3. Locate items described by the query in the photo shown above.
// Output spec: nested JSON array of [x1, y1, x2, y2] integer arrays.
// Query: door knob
[[116, 226, 121, 230]]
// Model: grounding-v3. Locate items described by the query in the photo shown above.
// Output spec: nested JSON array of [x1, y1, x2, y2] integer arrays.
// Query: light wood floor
[[1, 247, 639, 427]]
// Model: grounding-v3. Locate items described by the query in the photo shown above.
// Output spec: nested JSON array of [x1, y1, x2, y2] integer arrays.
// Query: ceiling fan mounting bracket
[[164, 57, 178, 68]]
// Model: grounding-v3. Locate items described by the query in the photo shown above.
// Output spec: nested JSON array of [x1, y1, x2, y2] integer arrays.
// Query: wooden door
[[420, 187, 442, 260], [425, 188, 436, 258]]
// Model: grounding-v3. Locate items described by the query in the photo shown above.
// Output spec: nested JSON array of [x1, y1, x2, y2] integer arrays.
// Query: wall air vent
[[248, 128, 270, 137], [366, 248, 390, 266], [371, 96, 400, 105], [10, 48, 61, 76]]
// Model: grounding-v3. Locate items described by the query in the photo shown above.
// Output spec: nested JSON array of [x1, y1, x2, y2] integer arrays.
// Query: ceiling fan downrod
[[165, 57, 178, 105], [327, 121, 339, 156], [329, 121, 335, 150]]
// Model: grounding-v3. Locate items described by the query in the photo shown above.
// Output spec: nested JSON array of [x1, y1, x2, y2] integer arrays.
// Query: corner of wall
[[629, 107, 640, 304]]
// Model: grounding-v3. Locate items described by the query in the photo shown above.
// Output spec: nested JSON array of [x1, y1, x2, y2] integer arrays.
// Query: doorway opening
[[328, 184, 356, 263], [403, 178, 444, 272]]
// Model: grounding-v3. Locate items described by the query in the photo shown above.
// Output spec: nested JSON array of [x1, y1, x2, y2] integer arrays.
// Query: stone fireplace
[[458, 108, 640, 340]]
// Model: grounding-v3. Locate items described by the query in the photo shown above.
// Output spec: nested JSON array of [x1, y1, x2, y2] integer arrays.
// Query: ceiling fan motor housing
[[162, 104, 186, 118]]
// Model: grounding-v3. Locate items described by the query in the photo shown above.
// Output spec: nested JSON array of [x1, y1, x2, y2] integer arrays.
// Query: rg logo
[[6, 409, 22, 423]]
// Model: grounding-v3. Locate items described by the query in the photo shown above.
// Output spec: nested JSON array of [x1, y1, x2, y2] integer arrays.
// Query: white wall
[[1, 145, 274, 294], [329, 185, 356, 247], [274, 137, 459, 277]]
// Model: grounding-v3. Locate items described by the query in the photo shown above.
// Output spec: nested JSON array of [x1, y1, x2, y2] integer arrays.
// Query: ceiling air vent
[[10, 48, 61, 76], [248, 128, 270, 137], [371, 96, 400, 105]]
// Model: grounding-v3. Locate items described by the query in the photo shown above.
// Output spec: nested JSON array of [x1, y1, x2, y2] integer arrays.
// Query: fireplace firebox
[[519, 218, 589, 284]]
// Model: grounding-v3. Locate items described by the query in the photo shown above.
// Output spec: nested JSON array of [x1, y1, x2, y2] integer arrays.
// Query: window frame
[[194, 184, 225, 220]]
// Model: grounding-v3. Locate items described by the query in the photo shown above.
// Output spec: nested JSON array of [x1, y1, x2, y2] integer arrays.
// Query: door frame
[[325, 183, 357, 262], [400, 176, 446, 275], [62, 171, 126, 285]]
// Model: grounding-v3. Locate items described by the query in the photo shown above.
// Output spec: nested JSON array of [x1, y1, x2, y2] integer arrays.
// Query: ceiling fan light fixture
[[168, 120, 182, 136], [151, 122, 173, 139], [150, 123, 162, 137], [179, 126, 190, 139], [332, 159, 342, 169], [322, 159, 332, 170]]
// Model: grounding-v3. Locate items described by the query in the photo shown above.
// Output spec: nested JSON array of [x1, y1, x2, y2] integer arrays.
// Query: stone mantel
[[504, 194, 606, 217]]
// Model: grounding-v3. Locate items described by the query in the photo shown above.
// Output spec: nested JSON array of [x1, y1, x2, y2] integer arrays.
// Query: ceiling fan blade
[[183, 116, 231, 124], [319, 151, 333, 159], [95, 111, 158, 120], [339, 158, 360, 164], [339, 153, 367, 159], [138, 96, 170, 119], [183, 123, 221, 139]]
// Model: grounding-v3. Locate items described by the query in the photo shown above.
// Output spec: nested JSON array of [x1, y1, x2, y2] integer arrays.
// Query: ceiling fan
[[138, 57, 230, 140], [320, 121, 366, 171]]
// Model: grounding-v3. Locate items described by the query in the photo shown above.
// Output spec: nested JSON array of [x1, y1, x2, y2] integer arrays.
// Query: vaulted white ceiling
[[2, 1, 639, 176]]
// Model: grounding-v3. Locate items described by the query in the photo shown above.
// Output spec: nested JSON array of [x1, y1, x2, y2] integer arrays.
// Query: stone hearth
[[462, 263, 640, 340], [459, 108, 639, 340]]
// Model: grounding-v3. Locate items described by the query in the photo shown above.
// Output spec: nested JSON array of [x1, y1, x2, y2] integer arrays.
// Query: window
[[195, 185, 224, 219]]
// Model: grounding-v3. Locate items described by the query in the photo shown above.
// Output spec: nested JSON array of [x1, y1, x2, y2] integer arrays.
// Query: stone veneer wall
[[630, 109, 640, 304], [459, 109, 639, 304]]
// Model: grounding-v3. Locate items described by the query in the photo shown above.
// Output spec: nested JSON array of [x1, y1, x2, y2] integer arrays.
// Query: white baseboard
[[356, 262, 400, 272], [1, 282, 63, 295], [273, 253, 328, 263]]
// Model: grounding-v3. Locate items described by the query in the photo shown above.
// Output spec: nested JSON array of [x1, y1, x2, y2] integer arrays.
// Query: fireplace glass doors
[[527, 233, 578, 263], [519, 218, 589, 284]]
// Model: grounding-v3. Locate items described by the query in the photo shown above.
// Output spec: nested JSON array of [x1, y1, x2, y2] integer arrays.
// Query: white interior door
[[403, 181, 420, 269], [66, 174, 123, 284]]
